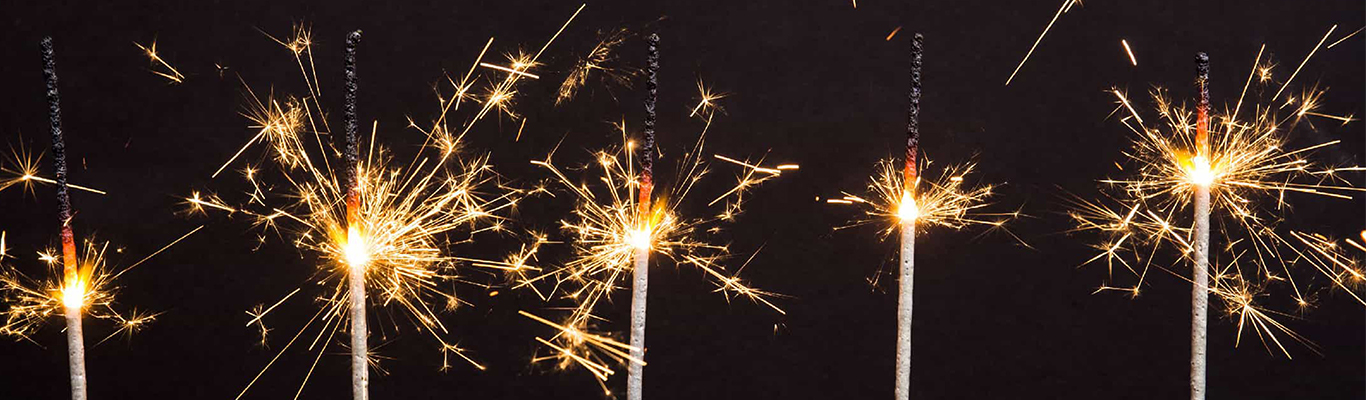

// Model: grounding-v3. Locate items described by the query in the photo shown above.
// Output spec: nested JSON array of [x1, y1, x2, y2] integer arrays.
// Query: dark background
[[1, 1, 1363, 398]]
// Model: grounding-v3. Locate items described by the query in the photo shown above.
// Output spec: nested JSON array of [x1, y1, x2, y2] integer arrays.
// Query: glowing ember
[[1186, 155, 1215, 187], [342, 226, 370, 269], [896, 192, 919, 222], [60, 278, 85, 310]]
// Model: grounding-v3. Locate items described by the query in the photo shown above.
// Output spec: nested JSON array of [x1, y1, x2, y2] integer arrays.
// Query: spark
[[134, 40, 185, 84], [1005, 0, 1081, 85], [1, 147, 105, 195], [1272, 25, 1335, 101], [513, 113, 792, 385], [689, 80, 728, 118], [832, 158, 1017, 240], [1325, 26, 1363, 49], [1073, 37, 1363, 355], [479, 62, 541, 79], [1, 228, 198, 341], [1121, 39, 1137, 66], [201, 9, 585, 397], [557, 28, 638, 105], [886, 26, 902, 41]]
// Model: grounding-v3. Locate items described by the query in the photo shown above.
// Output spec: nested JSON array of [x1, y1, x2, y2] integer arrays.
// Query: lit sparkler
[[192, 8, 587, 398], [0, 38, 198, 400], [1068, 27, 1362, 399], [512, 36, 794, 397], [828, 34, 1017, 400]]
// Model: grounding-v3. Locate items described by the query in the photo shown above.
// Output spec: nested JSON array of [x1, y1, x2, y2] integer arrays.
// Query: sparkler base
[[65, 306, 87, 400], [628, 246, 649, 400], [350, 266, 369, 400], [1190, 185, 1210, 400], [894, 221, 914, 400]]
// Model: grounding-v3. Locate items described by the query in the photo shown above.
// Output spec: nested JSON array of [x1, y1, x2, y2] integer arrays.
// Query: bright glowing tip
[[626, 227, 652, 250], [897, 192, 919, 222], [344, 226, 371, 269], [61, 279, 86, 310], [1187, 155, 1215, 187]]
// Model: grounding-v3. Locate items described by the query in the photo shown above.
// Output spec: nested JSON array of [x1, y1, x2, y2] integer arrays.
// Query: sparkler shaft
[[343, 29, 368, 400], [895, 35, 922, 400], [64, 304, 87, 400], [349, 258, 368, 400], [894, 220, 914, 400], [627, 246, 649, 400], [1190, 52, 1211, 400], [1195, 52, 1210, 156], [628, 33, 659, 400], [42, 36, 87, 400], [1191, 185, 1210, 400], [905, 34, 922, 184]]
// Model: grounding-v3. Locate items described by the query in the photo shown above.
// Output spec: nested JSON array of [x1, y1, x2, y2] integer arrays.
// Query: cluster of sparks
[[0, 148, 197, 346], [0, 232, 194, 345], [1070, 26, 1363, 355], [185, 7, 591, 396], [507, 97, 796, 392], [557, 27, 639, 106], [0, 146, 106, 196], [830, 158, 1016, 240]]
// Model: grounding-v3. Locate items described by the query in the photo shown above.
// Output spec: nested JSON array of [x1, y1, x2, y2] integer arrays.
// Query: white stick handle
[[627, 246, 650, 400], [1191, 185, 1211, 400], [65, 305, 87, 400], [350, 265, 369, 400], [895, 220, 915, 400]]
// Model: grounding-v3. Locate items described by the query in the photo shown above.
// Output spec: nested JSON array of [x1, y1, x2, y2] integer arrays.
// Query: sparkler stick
[[1190, 52, 1211, 400], [342, 29, 368, 400], [894, 33, 922, 400], [41, 36, 88, 400], [1072, 27, 1365, 391], [627, 32, 659, 400]]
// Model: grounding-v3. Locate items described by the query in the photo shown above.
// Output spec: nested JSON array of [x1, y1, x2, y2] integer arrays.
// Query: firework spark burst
[[830, 158, 1017, 241], [0, 229, 198, 343], [185, 6, 588, 397], [1069, 27, 1362, 355], [511, 93, 795, 394]]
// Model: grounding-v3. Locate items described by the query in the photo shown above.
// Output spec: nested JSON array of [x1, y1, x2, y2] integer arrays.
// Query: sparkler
[[627, 32, 659, 400], [1190, 52, 1211, 400], [342, 29, 367, 400], [193, 7, 587, 397], [511, 38, 795, 397], [1069, 27, 1363, 399], [893, 33, 922, 400], [1, 38, 197, 400], [41, 36, 88, 400], [828, 34, 1017, 399]]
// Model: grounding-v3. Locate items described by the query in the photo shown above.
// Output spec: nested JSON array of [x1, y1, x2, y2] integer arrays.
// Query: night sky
[[1, 1, 1364, 398]]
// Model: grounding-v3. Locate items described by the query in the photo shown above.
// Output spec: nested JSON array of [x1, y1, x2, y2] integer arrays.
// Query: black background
[[1, 1, 1364, 398]]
